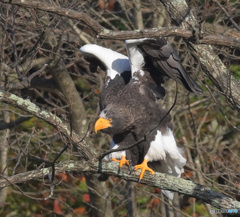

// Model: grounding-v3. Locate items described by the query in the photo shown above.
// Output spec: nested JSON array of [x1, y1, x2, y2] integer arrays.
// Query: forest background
[[0, 0, 240, 216]]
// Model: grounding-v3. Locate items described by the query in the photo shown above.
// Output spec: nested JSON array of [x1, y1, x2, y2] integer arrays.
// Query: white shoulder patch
[[80, 44, 130, 80]]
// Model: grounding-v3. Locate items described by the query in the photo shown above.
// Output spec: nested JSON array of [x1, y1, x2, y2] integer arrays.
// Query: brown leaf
[[53, 199, 62, 214], [82, 193, 90, 202], [74, 207, 86, 214]]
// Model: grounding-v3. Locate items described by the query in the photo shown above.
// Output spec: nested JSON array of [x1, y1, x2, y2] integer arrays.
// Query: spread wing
[[125, 38, 202, 95], [80, 44, 131, 109], [80, 44, 131, 83]]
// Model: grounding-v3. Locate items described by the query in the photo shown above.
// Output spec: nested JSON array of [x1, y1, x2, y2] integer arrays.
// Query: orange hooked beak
[[94, 117, 112, 133]]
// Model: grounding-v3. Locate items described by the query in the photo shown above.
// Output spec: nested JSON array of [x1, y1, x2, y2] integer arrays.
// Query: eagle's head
[[94, 106, 131, 135]]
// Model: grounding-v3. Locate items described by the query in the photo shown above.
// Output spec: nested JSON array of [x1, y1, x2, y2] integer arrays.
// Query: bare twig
[[199, 34, 240, 49], [9, 5, 21, 80], [0, 106, 10, 207], [0, 116, 31, 130], [6, 64, 48, 91], [213, 0, 240, 32]]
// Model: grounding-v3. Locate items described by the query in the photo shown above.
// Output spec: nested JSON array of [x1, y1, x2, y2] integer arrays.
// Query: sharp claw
[[118, 166, 121, 174], [134, 159, 155, 180], [138, 178, 142, 183]]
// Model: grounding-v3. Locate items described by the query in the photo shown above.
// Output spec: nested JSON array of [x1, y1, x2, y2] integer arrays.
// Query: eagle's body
[[80, 38, 201, 199]]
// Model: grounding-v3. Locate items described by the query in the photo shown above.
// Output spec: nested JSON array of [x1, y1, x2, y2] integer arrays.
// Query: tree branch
[[0, 0, 104, 33], [0, 90, 96, 160], [0, 160, 239, 210], [4, 64, 48, 91], [160, 0, 240, 111], [133, 0, 144, 29], [98, 27, 192, 39], [0, 107, 10, 207], [213, 0, 240, 32], [0, 116, 32, 130], [199, 34, 240, 49], [1, 0, 240, 50], [0, 90, 238, 210]]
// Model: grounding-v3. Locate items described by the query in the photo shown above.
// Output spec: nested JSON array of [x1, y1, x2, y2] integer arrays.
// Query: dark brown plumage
[[125, 38, 202, 95], [80, 38, 200, 199]]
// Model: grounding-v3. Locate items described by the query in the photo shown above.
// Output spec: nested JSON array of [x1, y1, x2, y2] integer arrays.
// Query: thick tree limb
[[0, 160, 239, 210], [49, 58, 88, 139], [98, 27, 192, 39], [199, 34, 240, 49], [160, 0, 240, 110], [1, 0, 240, 50], [0, 91, 96, 160], [0, 0, 103, 33]]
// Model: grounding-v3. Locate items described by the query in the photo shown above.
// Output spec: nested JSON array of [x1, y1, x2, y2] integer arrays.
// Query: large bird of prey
[[80, 37, 201, 199]]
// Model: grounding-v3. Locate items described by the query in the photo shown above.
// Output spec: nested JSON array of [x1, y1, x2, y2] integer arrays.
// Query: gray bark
[[0, 159, 239, 210], [160, 0, 240, 110]]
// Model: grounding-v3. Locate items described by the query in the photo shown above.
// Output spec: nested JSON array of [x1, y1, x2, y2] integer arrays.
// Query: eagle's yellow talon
[[134, 159, 155, 180], [112, 156, 129, 167]]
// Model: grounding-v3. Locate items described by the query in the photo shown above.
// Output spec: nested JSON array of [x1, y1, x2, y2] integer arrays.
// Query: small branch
[[50, 143, 69, 183], [0, 160, 239, 210], [213, 0, 240, 32], [9, 5, 21, 80], [5, 64, 48, 91], [0, 107, 10, 207], [133, 0, 144, 29], [0, 116, 31, 130]]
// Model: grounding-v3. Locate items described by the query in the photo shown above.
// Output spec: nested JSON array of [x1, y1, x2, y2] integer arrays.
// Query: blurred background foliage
[[0, 0, 240, 216]]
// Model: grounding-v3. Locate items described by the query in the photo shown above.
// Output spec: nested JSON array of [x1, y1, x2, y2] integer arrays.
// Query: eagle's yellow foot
[[112, 156, 129, 167], [134, 159, 155, 182]]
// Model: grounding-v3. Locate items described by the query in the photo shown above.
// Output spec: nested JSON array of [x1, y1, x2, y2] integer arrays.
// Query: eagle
[[80, 38, 201, 199]]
